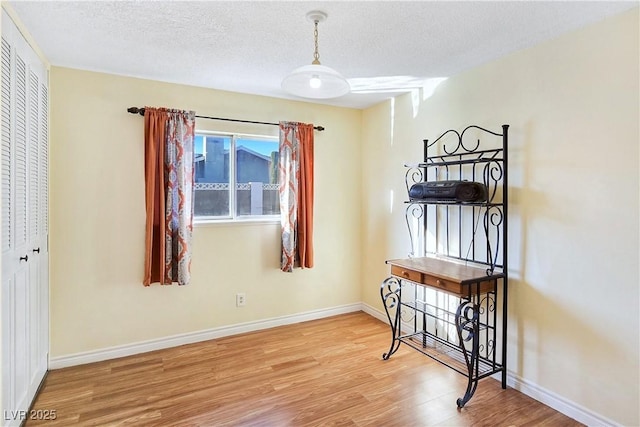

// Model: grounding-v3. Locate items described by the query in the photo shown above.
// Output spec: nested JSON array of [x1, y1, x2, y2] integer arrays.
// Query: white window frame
[[194, 130, 280, 224]]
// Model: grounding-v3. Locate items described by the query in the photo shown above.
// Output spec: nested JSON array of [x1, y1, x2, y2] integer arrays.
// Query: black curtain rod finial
[[127, 106, 145, 116]]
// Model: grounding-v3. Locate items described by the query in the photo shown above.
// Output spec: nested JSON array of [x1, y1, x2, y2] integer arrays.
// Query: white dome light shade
[[281, 64, 350, 99]]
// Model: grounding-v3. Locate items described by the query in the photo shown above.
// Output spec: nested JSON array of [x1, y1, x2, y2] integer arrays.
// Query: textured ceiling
[[7, 1, 638, 109]]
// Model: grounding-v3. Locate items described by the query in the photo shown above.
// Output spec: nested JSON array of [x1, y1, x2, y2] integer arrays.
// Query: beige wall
[[49, 68, 362, 357], [361, 8, 639, 426]]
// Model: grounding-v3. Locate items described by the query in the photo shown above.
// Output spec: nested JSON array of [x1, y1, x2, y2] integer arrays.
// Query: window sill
[[194, 217, 280, 228]]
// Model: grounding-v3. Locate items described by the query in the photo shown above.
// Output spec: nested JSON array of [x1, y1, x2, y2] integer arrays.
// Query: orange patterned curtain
[[143, 107, 196, 285], [278, 122, 314, 272]]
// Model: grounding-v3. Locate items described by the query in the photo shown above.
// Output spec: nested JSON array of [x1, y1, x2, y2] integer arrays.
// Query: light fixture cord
[[312, 20, 321, 65]]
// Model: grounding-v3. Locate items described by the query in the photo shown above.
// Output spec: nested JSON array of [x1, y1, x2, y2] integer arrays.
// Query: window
[[194, 132, 280, 221]]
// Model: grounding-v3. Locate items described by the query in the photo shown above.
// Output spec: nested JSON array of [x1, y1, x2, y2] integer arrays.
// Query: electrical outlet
[[236, 293, 246, 307]]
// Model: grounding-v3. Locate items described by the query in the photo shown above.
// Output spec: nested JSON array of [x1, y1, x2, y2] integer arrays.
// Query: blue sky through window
[[195, 135, 277, 156], [194, 135, 205, 154]]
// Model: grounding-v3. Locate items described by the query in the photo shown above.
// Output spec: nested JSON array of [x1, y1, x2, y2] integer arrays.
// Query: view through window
[[194, 132, 280, 220]]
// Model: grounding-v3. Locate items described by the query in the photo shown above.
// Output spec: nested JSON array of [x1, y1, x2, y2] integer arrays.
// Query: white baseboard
[[49, 303, 362, 370], [506, 373, 620, 427], [361, 302, 620, 427], [361, 302, 387, 323]]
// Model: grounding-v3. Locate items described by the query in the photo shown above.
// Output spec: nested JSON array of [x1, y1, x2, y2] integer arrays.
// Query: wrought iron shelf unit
[[380, 125, 509, 408]]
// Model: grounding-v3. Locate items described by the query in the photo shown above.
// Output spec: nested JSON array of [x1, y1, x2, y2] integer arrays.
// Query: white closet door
[[9, 45, 31, 421], [37, 78, 49, 381], [1, 9, 48, 426], [0, 35, 15, 421], [27, 67, 45, 390]]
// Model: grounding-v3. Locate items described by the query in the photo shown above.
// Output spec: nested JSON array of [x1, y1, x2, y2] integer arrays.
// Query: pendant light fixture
[[281, 11, 350, 99]]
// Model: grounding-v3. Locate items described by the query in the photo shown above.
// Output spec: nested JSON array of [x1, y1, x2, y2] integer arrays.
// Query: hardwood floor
[[27, 312, 582, 426]]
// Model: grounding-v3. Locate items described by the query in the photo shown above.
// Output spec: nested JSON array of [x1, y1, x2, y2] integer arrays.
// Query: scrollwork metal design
[[479, 340, 495, 360], [460, 125, 502, 153], [456, 300, 479, 343], [483, 206, 503, 274], [405, 204, 424, 258], [380, 277, 402, 360], [427, 125, 504, 157], [455, 300, 480, 408], [381, 277, 401, 311], [404, 166, 424, 194], [400, 306, 416, 323], [483, 160, 503, 204], [441, 130, 464, 155], [479, 293, 496, 314]]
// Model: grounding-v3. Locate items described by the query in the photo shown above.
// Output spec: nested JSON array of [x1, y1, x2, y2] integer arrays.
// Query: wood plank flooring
[[26, 312, 583, 426]]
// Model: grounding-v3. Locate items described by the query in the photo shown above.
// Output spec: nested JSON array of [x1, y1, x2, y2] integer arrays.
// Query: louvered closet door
[[37, 76, 49, 386], [0, 33, 16, 423], [28, 65, 48, 392], [2, 39, 32, 422], [1, 9, 48, 426]]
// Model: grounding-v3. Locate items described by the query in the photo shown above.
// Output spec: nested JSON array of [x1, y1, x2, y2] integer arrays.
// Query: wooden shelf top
[[386, 256, 503, 285]]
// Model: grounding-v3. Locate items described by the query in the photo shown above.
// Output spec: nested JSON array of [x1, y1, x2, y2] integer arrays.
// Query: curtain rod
[[126, 107, 325, 132]]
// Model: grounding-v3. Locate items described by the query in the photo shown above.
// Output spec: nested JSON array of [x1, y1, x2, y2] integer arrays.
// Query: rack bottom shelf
[[399, 331, 502, 380]]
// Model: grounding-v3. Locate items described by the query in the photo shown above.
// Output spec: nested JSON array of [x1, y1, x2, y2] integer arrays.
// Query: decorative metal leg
[[455, 300, 480, 408], [380, 276, 402, 360]]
